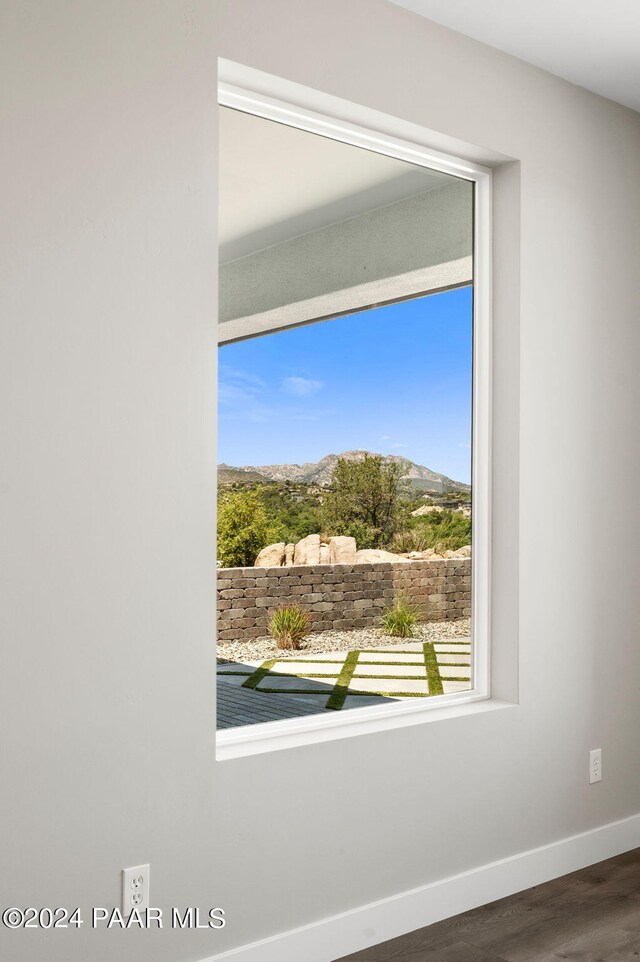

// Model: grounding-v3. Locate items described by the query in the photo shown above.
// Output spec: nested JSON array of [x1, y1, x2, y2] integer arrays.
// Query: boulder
[[355, 549, 410, 564], [411, 504, 444, 517], [319, 543, 331, 564], [329, 536, 357, 564], [254, 543, 286, 567], [293, 533, 321, 566], [444, 545, 472, 559], [284, 543, 295, 566]]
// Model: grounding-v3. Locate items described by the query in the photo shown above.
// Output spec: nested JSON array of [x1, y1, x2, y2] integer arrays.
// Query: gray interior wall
[[219, 179, 472, 324], [1, 3, 640, 962]]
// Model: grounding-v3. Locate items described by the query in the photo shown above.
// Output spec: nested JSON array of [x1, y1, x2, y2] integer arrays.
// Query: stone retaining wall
[[216, 558, 471, 640]]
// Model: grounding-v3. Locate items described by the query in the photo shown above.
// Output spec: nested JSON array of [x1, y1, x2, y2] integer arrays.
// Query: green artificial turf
[[326, 649, 360, 711], [423, 642, 445, 695], [241, 659, 277, 690], [235, 643, 471, 708]]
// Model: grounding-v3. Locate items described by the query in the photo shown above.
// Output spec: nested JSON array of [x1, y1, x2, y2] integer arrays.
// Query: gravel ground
[[217, 618, 471, 664]]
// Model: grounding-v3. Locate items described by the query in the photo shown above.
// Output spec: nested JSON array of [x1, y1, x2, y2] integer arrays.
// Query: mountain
[[221, 450, 469, 494], [218, 463, 267, 485]]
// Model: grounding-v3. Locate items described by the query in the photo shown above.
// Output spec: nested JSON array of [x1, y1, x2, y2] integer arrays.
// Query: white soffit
[[389, 0, 640, 113], [219, 106, 453, 262]]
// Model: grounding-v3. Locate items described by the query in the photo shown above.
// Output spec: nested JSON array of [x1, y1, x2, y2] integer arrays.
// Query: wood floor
[[335, 849, 640, 962]]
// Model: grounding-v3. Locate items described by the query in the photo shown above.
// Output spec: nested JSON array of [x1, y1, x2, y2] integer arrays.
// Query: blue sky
[[218, 286, 473, 484]]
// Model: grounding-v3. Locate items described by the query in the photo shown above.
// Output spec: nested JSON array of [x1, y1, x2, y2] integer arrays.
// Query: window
[[216, 66, 491, 757]]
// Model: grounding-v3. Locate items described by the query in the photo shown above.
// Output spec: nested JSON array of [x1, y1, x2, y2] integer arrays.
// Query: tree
[[321, 455, 405, 548], [217, 490, 273, 568], [256, 482, 322, 543]]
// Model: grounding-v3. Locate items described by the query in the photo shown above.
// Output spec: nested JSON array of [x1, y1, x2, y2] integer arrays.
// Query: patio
[[217, 638, 471, 729]]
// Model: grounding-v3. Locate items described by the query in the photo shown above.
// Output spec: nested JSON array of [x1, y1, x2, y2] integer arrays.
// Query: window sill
[[216, 693, 516, 760]]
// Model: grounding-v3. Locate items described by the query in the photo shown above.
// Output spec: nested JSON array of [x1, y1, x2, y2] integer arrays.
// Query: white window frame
[[216, 60, 493, 760]]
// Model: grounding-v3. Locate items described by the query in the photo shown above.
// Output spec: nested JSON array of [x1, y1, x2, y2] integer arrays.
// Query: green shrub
[[391, 528, 431, 553], [269, 605, 311, 650], [380, 594, 423, 638], [327, 519, 381, 550], [256, 482, 322, 543], [217, 490, 274, 568], [407, 509, 471, 552]]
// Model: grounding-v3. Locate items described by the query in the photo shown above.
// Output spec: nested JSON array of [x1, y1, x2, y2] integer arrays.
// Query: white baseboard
[[205, 812, 640, 962]]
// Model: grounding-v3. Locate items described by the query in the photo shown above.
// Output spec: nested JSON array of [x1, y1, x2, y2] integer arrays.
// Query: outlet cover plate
[[589, 748, 602, 784], [122, 864, 150, 913]]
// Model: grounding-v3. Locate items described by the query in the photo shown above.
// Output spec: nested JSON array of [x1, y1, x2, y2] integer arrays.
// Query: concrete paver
[[434, 644, 472, 654], [271, 661, 342, 676], [255, 674, 335, 693], [349, 677, 429, 694], [217, 637, 471, 726], [357, 652, 426, 664], [353, 663, 427, 678], [341, 694, 400, 709], [442, 680, 473, 693], [436, 664, 470, 678], [435, 653, 471, 665]]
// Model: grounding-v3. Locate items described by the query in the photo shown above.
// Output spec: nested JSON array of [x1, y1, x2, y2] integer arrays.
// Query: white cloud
[[218, 382, 253, 405], [218, 367, 271, 421], [281, 376, 323, 397], [391, 443, 405, 449], [219, 365, 267, 390]]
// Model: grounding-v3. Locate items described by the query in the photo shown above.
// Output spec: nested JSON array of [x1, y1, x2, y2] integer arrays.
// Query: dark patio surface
[[217, 676, 332, 729], [216, 659, 399, 729]]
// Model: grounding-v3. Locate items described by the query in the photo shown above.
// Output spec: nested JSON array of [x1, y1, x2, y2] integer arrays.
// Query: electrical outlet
[[122, 864, 150, 913], [589, 748, 602, 784]]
